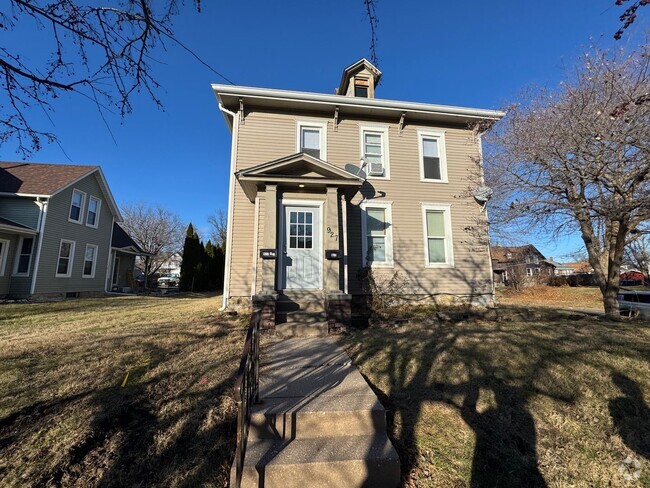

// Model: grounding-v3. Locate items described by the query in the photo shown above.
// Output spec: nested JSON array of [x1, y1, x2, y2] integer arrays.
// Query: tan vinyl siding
[[228, 107, 491, 299], [254, 193, 265, 294], [0, 232, 18, 295], [33, 173, 114, 294]]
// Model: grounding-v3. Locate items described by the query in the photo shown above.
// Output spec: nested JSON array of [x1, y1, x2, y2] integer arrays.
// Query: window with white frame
[[422, 204, 454, 267], [83, 244, 98, 278], [360, 125, 389, 178], [69, 189, 86, 223], [418, 130, 447, 182], [14, 237, 34, 276], [297, 121, 327, 160], [361, 202, 393, 267], [86, 197, 101, 228], [56, 239, 75, 277], [0, 239, 9, 276], [526, 267, 534, 277]]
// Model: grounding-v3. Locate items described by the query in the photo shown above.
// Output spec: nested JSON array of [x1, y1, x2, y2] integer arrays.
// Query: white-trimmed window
[[526, 267, 534, 277], [0, 238, 9, 276], [86, 196, 101, 228], [418, 130, 448, 182], [56, 239, 75, 277], [13, 236, 34, 276], [69, 189, 86, 223], [297, 120, 327, 160], [422, 204, 454, 267], [360, 125, 390, 179], [82, 244, 98, 278], [361, 201, 393, 267]]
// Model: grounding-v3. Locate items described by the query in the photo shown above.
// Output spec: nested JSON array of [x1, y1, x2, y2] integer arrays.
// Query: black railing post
[[233, 309, 261, 488]]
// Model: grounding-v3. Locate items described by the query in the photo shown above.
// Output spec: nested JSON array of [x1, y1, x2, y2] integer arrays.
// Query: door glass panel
[[288, 211, 314, 249]]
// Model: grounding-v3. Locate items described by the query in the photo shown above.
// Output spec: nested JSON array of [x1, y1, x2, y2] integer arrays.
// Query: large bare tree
[[485, 44, 650, 316], [0, 0, 232, 157], [120, 202, 185, 284], [207, 209, 227, 248]]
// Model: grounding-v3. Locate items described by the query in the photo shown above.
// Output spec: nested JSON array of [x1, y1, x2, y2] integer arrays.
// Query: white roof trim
[[213, 84, 506, 123]]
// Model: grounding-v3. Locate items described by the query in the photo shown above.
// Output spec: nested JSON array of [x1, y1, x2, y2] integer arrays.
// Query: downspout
[[29, 197, 49, 295], [219, 103, 240, 310], [478, 133, 496, 305]]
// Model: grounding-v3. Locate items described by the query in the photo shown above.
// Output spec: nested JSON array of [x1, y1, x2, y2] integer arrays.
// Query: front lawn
[[339, 309, 650, 487], [497, 285, 604, 311], [0, 295, 244, 487]]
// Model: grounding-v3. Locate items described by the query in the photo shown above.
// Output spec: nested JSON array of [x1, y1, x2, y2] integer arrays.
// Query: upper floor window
[[422, 203, 454, 268], [56, 239, 75, 277], [360, 125, 390, 179], [354, 78, 369, 98], [14, 237, 34, 276], [83, 244, 98, 278], [361, 201, 393, 267], [297, 120, 327, 160], [418, 130, 448, 182], [86, 196, 101, 228], [69, 189, 86, 224]]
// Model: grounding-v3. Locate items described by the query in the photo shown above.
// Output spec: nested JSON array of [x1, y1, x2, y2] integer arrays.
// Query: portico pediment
[[236, 153, 364, 202]]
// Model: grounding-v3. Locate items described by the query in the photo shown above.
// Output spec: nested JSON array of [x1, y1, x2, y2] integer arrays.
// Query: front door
[[281, 204, 321, 289]]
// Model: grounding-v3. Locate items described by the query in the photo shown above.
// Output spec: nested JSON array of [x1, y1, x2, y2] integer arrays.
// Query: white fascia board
[[211, 84, 506, 121], [0, 191, 51, 198]]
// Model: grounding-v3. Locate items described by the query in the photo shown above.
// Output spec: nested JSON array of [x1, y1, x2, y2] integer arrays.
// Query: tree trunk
[[144, 256, 150, 291]]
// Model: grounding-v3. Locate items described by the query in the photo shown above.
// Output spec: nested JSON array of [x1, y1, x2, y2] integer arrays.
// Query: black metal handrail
[[233, 309, 261, 488]]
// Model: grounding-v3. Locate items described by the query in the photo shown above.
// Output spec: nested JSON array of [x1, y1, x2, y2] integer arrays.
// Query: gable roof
[[491, 244, 546, 262], [0, 162, 96, 195], [236, 153, 364, 202], [0, 161, 122, 221], [337, 58, 382, 94], [112, 222, 147, 254]]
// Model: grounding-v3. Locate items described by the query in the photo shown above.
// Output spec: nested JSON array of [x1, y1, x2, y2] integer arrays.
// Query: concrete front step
[[275, 321, 328, 338], [276, 298, 324, 313], [250, 393, 386, 440], [235, 434, 400, 488], [276, 310, 327, 324]]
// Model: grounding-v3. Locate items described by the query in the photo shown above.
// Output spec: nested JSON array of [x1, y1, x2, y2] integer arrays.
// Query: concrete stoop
[[232, 338, 400, 488]]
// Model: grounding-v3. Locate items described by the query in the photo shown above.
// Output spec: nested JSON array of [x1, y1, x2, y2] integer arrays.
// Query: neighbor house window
[[418, 130, 448, 182], [533, 255, 539, 264], [297, 120, 327, 160], [526, 268, 534, 277], [0, 239, 9, 276], [83, 244, 98, 278], [361, 202, 393, 267], [86, 197, 101, 228], [56, 239, 75, 277], [360, 125, 390, 178], [69, 189, 86, 223], [422, 204, 454, 267], [14, 237, 34, 276]]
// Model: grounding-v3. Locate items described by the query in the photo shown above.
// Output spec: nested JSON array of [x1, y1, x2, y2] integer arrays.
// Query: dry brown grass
[[0, 294, 246, 487], [497, 285, 604, 311], [339, 309, 650, 487]]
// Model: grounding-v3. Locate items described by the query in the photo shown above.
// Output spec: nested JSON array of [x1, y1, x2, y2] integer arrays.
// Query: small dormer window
[[354, 78, 369, 98]]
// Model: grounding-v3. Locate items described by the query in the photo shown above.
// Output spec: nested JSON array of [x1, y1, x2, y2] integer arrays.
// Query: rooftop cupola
[[336, 58, 382, 99]]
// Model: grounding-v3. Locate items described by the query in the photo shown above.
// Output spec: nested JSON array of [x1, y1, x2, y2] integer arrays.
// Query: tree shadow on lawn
[[609, 372, 650, 460], [0, 319, 244, 487], [342, 311, 650, 487]]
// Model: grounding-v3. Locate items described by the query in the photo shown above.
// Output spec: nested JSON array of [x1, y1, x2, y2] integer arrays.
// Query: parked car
[[158, 273, 180, 288], [617, 291, 650, 319]]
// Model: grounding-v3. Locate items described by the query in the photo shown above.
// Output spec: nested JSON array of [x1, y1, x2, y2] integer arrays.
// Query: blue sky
[[1, 0, 648, 260]]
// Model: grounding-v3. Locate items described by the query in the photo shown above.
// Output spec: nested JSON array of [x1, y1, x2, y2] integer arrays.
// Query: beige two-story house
[[213, 59, 504, 329]]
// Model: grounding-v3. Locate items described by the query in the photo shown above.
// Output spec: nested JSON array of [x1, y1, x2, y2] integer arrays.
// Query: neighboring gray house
[[0, 162, 144, 298]]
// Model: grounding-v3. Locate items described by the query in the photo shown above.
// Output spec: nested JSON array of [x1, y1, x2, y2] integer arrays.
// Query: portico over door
[[281, 204, 321, 289]]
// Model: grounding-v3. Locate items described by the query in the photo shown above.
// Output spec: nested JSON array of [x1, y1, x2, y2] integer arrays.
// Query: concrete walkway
[[236, 338, 400, 488]]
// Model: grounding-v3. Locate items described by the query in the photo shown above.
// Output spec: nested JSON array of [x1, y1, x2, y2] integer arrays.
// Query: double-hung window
[[69, 189, 86, 223], [422, 204, 454, 267], [418, 130, 448, 182], [361, 201, 393, 267], [56, 239, 75, 277], [360, 125, 389, 178], [83, 244, 98, 278], [297, 120, 327, 160], [14, 237, 34, 276], [86, 197, 101, 228]]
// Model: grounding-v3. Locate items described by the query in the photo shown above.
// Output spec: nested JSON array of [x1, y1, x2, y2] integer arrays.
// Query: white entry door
[[282, 204, 321, 289]]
